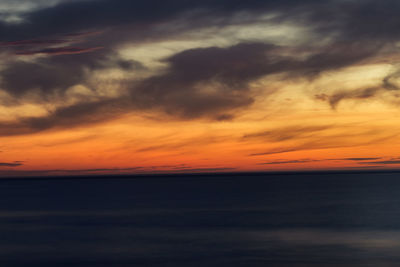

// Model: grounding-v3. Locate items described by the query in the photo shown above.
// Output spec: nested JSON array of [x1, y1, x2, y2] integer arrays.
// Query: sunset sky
[[1, 0, 400, 176]]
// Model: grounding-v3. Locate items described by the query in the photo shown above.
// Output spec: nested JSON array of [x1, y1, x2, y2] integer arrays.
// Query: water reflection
[[1, 173, 400, 266]]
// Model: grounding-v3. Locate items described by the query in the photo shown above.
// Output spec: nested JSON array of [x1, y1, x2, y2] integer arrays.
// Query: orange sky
[[1, 1, 400, 176]]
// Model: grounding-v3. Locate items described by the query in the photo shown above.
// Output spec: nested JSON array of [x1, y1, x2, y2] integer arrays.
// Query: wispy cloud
[[0, 165, 235, 177], [15, 46, 103, 56], [257, 157, 386, 166], [243, 125, 332, 142], [0, 161, 23, 167], [0, 38, 68, 46], [359, 159, 400, 165], [0, 0, 400, 173], [341, 158, 383, 161], [249, 135, 397, 156], [258, 159, 318, 165]]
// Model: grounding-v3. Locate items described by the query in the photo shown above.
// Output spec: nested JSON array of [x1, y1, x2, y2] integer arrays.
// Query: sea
[[1, 171, 400, 266]]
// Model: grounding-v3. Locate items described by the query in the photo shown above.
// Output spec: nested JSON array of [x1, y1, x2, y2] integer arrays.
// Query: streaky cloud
[[15, 46, 103, 56], [0, 161, 23, 167]]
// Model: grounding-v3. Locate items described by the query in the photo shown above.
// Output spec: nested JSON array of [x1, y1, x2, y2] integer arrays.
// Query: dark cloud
[[0, 162, 23, 167], [383, 70, 400, 91], [258, 157, 386, 165], [5, 0, 396, 45], [2, 37, 375, 118], [249, 144, 345, 156], [129, 43, 274, 119], [0, 167, 143, 177], [0, 98, 126, 136], [0, 166, 235, 177], [342, 158, 383, 162], [292, 43, 380, 78], [316, 87, 380, 109], [129, 42, 375, 119], [0, 0, 400, 134], [258, 159, 317, 165], [0, 0, 320, 42], [334, 1, 400, 42], [0, 0, 398, 52], [0, 47, 142, 96], [360, 160, 400, 165], [0, 30, 104, 57], [0, 38, 391, 135], [1, 0, 397, 50], [1, 59, 87, 96], [0, 41, 272, 133]]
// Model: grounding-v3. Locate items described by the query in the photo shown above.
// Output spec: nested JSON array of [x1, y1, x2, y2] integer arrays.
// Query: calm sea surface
[[1, 172, 400, 266]]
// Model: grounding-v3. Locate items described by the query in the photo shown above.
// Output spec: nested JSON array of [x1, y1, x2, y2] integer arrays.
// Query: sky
[[1, 0, 400, 176]]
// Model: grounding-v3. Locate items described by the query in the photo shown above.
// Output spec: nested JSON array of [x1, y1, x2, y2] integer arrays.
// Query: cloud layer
[[1, 0, 400, 136]]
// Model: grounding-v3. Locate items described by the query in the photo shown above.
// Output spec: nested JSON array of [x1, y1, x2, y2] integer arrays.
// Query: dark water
[[1, 172, 400, 266]]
